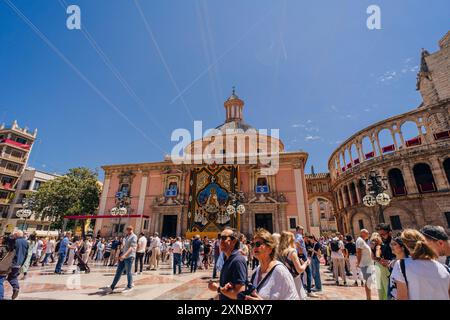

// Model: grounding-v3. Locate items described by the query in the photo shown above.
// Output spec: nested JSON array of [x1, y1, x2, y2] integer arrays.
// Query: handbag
[[0, 249, 15, 275]]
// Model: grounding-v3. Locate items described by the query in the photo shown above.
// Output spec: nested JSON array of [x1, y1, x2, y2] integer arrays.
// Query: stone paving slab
[[1, 261, 375, 300]]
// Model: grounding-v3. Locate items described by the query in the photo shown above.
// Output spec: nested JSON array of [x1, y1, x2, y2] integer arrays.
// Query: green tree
[[29, 167, 101, 238]]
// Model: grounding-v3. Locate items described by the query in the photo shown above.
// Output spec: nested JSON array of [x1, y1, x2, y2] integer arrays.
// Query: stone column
[[375, 136, 382, 156], [354, 180, 362, 204], [135, 172, 149, 234], [429, 156, 449, 190], [177, 210, 181, 237], [347, 183, 354, 206], [341, 188, 348, 207], [390, 130, 398, 149], [294, 167, 308, 228], [402, 164, 419, 194], [357, 143, 364, 162], [398, 130, 405, 147], [94, 173, 111, 235], [348, 148, 354, 165]]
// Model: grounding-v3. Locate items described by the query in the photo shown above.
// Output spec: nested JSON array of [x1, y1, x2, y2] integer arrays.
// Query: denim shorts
[[360, 266, 373, 280]]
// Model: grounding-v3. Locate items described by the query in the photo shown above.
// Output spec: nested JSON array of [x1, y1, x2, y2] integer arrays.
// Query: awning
[[63, 214, 150, 220]]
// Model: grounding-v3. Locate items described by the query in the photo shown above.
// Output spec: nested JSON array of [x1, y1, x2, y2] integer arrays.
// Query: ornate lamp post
[[361, 170, 391, 223], [226, 192, 246, 229], [111, 191, 131, 236], [16, 199, 34, 231]]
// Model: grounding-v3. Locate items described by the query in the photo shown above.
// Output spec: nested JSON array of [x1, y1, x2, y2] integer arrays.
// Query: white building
[[8, 167, 60, 236]]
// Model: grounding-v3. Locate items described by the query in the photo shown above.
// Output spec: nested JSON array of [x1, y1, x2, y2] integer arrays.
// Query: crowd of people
[[1, 222, 449, 300]]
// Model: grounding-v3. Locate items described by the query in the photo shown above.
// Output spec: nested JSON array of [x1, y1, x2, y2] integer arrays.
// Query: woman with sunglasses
[[243, 228, 299, 300], [387, 236, 410, 300]]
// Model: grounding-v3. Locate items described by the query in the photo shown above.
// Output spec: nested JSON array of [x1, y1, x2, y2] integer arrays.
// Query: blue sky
[[1, 0, 449, 179]]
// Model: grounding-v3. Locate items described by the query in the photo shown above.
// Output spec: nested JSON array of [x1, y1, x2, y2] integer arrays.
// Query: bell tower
[[224, 87, 244, 123]]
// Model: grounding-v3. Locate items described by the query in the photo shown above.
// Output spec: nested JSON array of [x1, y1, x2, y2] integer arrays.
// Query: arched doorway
[[444, 158, 450, 186], [413, 163, 437, 193], [388, 168, 407, 196]]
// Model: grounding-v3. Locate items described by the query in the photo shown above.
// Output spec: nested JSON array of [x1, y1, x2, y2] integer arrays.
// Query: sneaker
[[353, 281, 358, 287], [103, 287, 113, 294], [12, 289, 19, 300], [122, 287, 134, 294], [307, 292, 319, 298], [343, 281, 347, 286], [336, 281, 340, 286]]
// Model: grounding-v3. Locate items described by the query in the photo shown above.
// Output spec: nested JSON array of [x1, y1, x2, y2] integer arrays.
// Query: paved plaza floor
[[2, 260, 377, 300]]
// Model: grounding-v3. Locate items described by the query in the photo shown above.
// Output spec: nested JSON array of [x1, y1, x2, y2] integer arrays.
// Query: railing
[[0, 138, 31, 150], [392, 186, 407, 196], [405, 137, 422, 147], [0, 183, 13, 190], [1, 153, 26, 163], [418, 182, 436, 193], [382, 144, 395, 153], [0, 167, 21, 176], [434, 130, 450, 140]]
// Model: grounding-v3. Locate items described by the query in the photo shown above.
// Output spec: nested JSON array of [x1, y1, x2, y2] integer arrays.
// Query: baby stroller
[[73, 250, 90, 274]]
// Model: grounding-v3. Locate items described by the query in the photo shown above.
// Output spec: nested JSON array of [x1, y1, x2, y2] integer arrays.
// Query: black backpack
[[330, 240, 340, 252]]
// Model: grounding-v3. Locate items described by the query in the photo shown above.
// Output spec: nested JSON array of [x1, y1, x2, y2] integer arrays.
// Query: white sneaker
[[122, 287, 134, 293]]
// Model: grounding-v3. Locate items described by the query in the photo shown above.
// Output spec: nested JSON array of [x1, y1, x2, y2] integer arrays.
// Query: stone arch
[[378, 128, 395, 154], [361, 136, 374, 159], [413, 162, 437, 193], [387, 167, 407, 196], [443, 157, 450, 186], [401, 120, 421, 147]]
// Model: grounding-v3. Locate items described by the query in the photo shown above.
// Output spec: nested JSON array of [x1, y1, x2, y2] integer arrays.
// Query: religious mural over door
[[187, 164, 239, 237]]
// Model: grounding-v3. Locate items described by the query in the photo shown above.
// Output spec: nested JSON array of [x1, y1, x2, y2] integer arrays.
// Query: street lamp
[[225, 192, 246, 228], [361, 170, 391, 223], [16, 199, 33, 231], [111, 191, 131, 236]]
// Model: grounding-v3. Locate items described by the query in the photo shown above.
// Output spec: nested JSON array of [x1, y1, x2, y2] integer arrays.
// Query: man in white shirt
[[135, 232, 147, 274], [356, 229, 373, 300], [330, 234, 346, 286], [42, 237, 55, 266], [149, 233, 161, 270], [171, 237, 183, 275]]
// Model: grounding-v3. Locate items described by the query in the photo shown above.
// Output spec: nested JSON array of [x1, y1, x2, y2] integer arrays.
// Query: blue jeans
[[173, 253, 182, 274], [0, 276, 5, 300], [212, 254, 219, 278], [300, 255, 312, 293], [111, 257, 134, 290], [55, 252, 66, 273], [42, 253, 52, 265], [311, 256, 322, 291], [0, 267, 20, 300], [190, 253, 199, 272]]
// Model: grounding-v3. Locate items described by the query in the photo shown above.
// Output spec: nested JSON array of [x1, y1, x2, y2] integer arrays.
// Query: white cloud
[[305, 135, 320, 141], [306, 119, 313, 124], [330, 105, 338, 112], [291, 124, 301, 128]]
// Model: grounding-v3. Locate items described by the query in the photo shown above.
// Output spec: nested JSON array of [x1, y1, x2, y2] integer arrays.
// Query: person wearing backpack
[[278, 231, 309, 299], [0, 230, 28, 300], [391, 229, 450, 300], [240, 229, 299, 300], [331, 234, 346, 286]]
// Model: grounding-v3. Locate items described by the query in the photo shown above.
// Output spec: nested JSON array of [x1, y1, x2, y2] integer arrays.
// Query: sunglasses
[[220, 235, 235, 241], [252, 241, 266, 248]]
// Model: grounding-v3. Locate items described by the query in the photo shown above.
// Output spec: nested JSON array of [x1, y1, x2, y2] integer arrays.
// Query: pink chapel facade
[[94, 91, 316, 239]]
